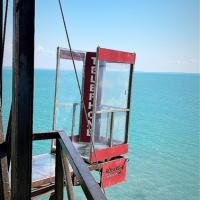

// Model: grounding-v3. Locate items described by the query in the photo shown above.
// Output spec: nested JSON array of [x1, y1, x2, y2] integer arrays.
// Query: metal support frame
[[11, 0, 35, 198], [51, 47, 60, 152], [125, 64, 134, 143], [108, 112, 114, 147], [92, 47, 134, 150], [32, 131, 107, 200], [59, 131, 107, 200]]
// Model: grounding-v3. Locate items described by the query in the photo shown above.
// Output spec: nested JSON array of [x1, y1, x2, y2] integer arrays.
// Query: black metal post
[[125, 64, 134, 143], [11, 0, 35, 199], [55, 139, 64, 200]]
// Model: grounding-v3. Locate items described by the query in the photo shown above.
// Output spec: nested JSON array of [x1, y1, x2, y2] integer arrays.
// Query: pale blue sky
[[3, 0, 199, 72]]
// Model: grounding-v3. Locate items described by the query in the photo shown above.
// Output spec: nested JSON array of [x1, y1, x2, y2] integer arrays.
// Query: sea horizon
[[2, 68, 199, 199], [3, 66, 200, 75]]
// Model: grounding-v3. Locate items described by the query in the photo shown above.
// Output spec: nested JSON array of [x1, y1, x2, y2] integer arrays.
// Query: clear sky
[[3, 0, 199, 73]]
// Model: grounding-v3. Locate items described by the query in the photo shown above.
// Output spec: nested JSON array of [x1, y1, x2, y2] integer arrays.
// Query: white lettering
[[85, 56, 96, 138], [91, 57, 96, 65], [90, 84, 95, 93], [90, 74, 95, 83], [89, 93, 94, 101], [91, 66, 96, 74]]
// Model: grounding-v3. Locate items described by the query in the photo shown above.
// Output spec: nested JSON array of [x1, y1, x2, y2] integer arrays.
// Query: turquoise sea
[[2, 68, 199, 200]]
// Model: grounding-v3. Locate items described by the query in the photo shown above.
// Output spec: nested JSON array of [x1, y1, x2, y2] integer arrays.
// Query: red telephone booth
[[52, 46, 136, 188]]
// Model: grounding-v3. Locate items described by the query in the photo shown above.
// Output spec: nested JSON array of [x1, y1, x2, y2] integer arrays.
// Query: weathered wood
[[32, 176, 55, 188], [11, 0, 35, 198], [6, 105, 11, 169], [0, 114, 10, 200], [31, 184, 55, 198], [55, 139, 64, 200], [49, 192, 56, 200], [61, 152, 75, 200], [59, 131, 107, 200]]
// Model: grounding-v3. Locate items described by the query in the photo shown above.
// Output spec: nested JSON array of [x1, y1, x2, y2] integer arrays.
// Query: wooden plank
[[5, 105, 11, 169], [59, 131, 107, 200], [11, 0, 35, 199], [0, 115, 10, 200], [32, 177, 55, 188], [61, 152, 75, 200], [31, 184, 55, 198], [55, 139, 63, 200]]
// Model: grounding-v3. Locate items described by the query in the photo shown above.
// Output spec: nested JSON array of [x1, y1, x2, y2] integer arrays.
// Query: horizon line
[[3, 66, 199, 74]]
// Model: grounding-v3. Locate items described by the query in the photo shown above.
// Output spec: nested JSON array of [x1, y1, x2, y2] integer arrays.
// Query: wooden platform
[[32, 153, 55, 187]]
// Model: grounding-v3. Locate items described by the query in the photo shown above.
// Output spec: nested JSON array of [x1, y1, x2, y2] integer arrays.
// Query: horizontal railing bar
[[56, 102, 80, 107], [32, 131, 106, 199], [58, 131, 107, 200], [95, 108, 129, 114], [101, 104, 127, 109], [32, 131, 59, 140]]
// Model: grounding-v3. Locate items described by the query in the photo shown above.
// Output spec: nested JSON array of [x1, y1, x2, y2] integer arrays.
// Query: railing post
[[62, 152, 75, 200], [108, 112, 114, 147], [55, 139, 64, 200], [70, 103, 77, 139]]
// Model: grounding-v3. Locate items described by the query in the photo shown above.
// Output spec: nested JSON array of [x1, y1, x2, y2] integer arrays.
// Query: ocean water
[[2, 68, 199, 200]]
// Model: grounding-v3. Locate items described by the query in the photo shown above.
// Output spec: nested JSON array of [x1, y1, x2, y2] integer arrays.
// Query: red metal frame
[[59, 49, 85, 61], [80, 52, 96, 142], [90, 144, 128, 163], [98, 47, 136, 64]]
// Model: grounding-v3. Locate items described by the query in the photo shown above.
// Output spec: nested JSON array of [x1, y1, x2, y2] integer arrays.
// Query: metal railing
[[33, 131, 107, 200]]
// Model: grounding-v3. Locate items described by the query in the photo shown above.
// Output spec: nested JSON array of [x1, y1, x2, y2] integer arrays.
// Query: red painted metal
[[80, 52, 96, 142], [59, 49, 85, 61], [101, 158, 127, 188], [98, 47, 136, 64], [90, 144, 128, 163]]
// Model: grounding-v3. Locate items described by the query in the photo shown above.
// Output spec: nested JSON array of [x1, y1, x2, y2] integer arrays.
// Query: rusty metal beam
[[11, 0, 35, 198]]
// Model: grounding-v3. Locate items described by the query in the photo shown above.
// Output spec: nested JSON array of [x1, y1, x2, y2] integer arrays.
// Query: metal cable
[[57, 0, 102, 172]]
